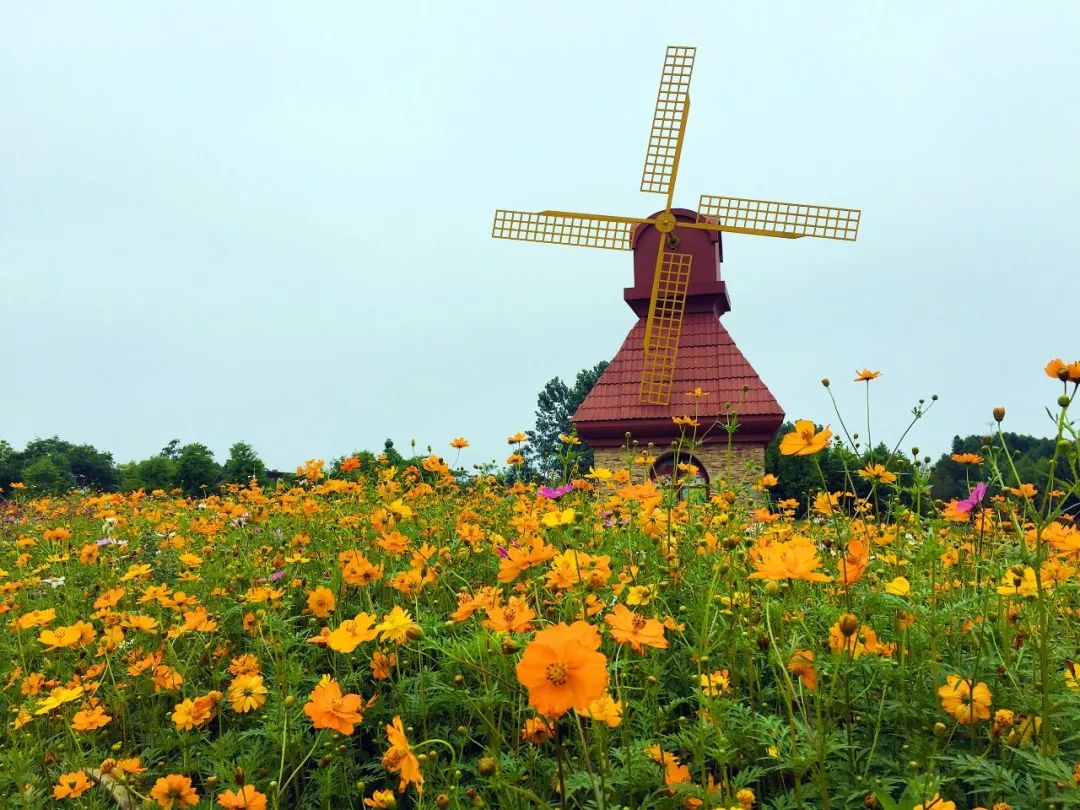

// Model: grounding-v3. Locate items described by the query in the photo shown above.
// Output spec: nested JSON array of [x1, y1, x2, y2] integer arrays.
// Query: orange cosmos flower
[[913, 796, 955, 810], [53, 770, 92, 799], [579, 692, 622, 727], [327, 613, 379, 653], [1008, 483, 1037, 499], [173, 695, 215, 730], [749, 536, 831, 583], [700, 668, 732, 697], [507, 432, 528, 443], [950, 452, 984, 464], [788, 649, 817, 691], [150, 774, 200, 809], [938, 674, 992, 724], [71, 704, 112, 732], [604, 604, 667, 653], [370, 648, 397, 680], [229, 674, 267, 713], [364, 790, 397, 809], [217, 785, 268, 810], [858, 464, 897, 484], [779, 420, 832, 457], [305, 586, 336, 618], [854, 369, 881, 381], [339, 456, 361, 473], [515, 621, 608, 719], [521, 717, 554, 744], [16, 608, 57, 630], [838, 537, 869, 588], [450, 437, 469, 449], [382, 715, 423, 794], [303, 677, 365, 735], [376, 606, 419, 645], [482, 596, 536, 634], [1046, 358, 1070, 381]]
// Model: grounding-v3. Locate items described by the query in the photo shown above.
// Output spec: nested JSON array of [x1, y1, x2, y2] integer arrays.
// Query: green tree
[[21, 456, 75, 494], [221, 442, 268, 486], [66, 443, 119, 490], [0, 439, 17, 490], [525, 361, 608, 480], [174, 443, 222, 497], [132, 456, 178, 492]]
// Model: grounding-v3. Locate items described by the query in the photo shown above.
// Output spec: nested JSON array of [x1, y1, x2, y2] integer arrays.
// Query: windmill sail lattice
[[492, 45, 860, 406], [639, 251, 693, 404]]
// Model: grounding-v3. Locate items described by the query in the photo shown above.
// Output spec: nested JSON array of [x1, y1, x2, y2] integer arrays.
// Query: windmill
[[493, 45, 860, 407]]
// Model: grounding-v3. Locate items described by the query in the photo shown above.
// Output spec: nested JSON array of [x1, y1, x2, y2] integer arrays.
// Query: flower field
[[3, 367, 1080, 810]]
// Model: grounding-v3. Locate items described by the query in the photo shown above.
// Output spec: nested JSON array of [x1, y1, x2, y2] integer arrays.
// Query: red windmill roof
[[572, 311, 784, 447]]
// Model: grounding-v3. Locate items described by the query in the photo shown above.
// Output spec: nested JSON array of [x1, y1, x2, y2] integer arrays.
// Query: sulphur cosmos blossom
[[913, 795, 955, 810], [787, 650, 817, 691], [748, 536, 831, 583], [70, 703, 111, 732], [779, 420, 832, 457], [515, 621, 608, 719], [305, 586, 336, 619], [149, 774, 199, 809], [450, 437, 469, 449], [53, 771, 92, 800], [327, 613, 379, 653], [854, 368, 881, 381], [604, 604, 667, 653], [858, 464, 897, 484], [579, 692, 622, 727], [228, 674, 267, 713], [382, 715, 423, 794], [376, 606, 419, 645], [303, 677, 365, 735], [217, 785, 268, 810], [938, 674, 991, 725], [951, 452, 984, 464]]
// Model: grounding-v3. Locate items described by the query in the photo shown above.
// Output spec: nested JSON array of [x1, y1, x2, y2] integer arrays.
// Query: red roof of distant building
[[572, 312, 784, 447]]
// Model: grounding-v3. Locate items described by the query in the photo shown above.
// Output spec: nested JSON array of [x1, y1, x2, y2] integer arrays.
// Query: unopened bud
[[478, 756, 498, 777], [500, 636, 520, 655], [993, 406, 1006, 423], [821, 378, 830, 387], [1058, 395, 1071, 408], [839, 612, 859, 637]]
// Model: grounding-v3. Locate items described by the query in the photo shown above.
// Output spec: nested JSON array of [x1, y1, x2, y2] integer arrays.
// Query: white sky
[[2, 3, 1078, 470]]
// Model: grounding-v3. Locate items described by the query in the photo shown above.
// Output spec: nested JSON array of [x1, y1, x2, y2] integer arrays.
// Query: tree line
[[2, 363, 1073, 506]]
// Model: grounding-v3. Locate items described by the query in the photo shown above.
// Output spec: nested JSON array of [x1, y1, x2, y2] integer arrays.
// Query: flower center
[[545, 662, 569, 686], [632, 614, 647, 631]]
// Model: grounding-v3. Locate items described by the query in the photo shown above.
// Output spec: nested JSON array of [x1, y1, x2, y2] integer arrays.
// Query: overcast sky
[[3, 3, 1078, 471]]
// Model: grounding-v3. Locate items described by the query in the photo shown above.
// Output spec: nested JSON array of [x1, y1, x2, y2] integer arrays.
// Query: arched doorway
[[650, 451, 710, 502]]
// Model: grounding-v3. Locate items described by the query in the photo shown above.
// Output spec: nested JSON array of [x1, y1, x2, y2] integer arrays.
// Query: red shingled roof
[[572, 312, 784, 447]]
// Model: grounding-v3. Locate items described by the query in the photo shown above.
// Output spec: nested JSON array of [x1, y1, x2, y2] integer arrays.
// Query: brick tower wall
[[590, 443, 766, 490]]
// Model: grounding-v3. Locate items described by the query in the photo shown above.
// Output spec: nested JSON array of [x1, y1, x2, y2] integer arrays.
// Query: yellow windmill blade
[[695, 195, 861, 241], [491, 210, 644, 251], [639, 249, 693, 406], [640, 45, 696, 197]]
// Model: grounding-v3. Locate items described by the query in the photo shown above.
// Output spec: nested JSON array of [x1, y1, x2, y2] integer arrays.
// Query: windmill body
[[493, 45, 859, 489], [572, 208, 783, 489]]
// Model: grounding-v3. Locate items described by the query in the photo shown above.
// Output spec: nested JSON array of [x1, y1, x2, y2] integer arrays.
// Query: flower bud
[[1057, 395, 1071, 408], [839, 612, 859, 637], [500, 637, 520, 655], [821, 378, 830, 387], [993, 406, 1006, 423], [933, 722, 947, 738], [437, 795, 451, 810], [478, 756, 498, 777]]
